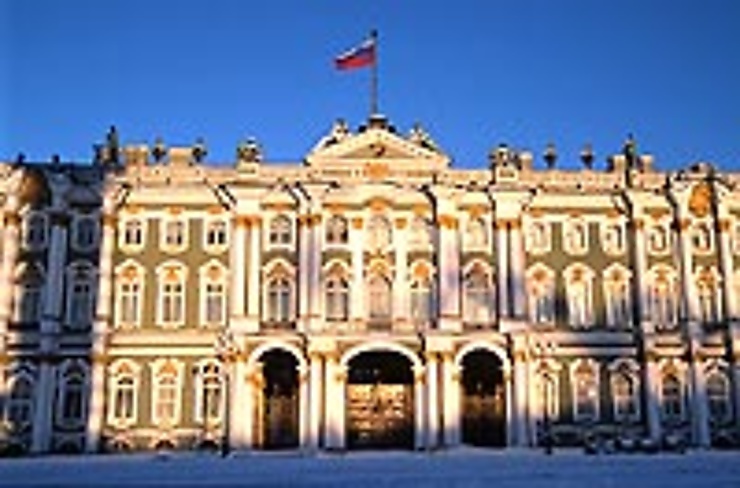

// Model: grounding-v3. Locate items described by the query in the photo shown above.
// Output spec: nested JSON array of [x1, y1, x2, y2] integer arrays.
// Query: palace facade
[[1, 115, 739, 455]]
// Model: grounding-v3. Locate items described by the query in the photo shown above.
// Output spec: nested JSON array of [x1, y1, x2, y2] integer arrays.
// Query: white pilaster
[[496, 220, 510, 318], [238, 362, 255, 449], [31, 361, 55, 453], [644, 354, 662, 442], [677, 218, 698, 323], [246, 217, 262, 331], [688, 353, 711, 447], [441, 354, 460, 446], [393, 218, 409, 324], [350, 217, 365, 322], [0, 200, 21, 344], [308, 214, 322, 332], [505, 368, 514, 447], [718, 220, 737, 321], [633, 217, 650, 328], [229, 216, 247, 318], [509, 220, 526, 319], [414, 365, 426, 449], [297, 214, 311, 333], [512, 347, 529, 447], [42, 210, 69, 332], [437, 214, 460, 331], [298, 364, 310, 449], [426, 353, 440, 448], [324, 354, 345, 449], [308, 352, 323, 450]]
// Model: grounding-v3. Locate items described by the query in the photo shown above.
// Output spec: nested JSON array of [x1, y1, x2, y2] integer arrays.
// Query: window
[[611, 367, 638, 422], [706, 371, 730, 424], [692, 222, 713, 254], [56, 363, 87, 427], [465, 218, 488, 249], [463, 268, 492, 324], [200, 263, 226, 327], [537, 371, 559, 420], [565, 266, 593, 328], [195, 362, 223, 424], [162, 218, 187, 252], [648, 224, 670, 254], [525, 220, 551, 254], [661, 373, 683, 422], [368, 274, 392, 320], [109, 362, 138, 425], [325, 275, 349, 321], [121, 218, 144, 249], [23, 212, 47, 250], [602, 221, 625, 255], [5, 375, 34, 430], [266, 276, 292, 322], [325, 215, 348, 245], [14, 263, 44, 324], [153, 364, 181, 426], [696, 270, 720, 324], [157, 264, 186, 327], [604, 267, 631, 328], [367, 215, 392, 250], [66, 263, 96, 329], [73, 216, 98, 250], [204, 219, 228, 250], [648, 268, 677, 330], [410, 276, 433, 324], [268, 215, 292, 246], [572, 361, 599, 422], [409, 217, 432, 248], [116, 264, 143, 327], [563, 219, 588, 255], [527, 266, 555, 324]]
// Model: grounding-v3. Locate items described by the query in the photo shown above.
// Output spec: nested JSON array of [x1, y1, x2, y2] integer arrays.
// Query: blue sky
[[2, 0, 739, 171]]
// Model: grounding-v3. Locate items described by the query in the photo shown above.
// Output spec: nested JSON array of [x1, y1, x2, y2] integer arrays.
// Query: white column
[[633, 218, 650, 328], [246, 217, 262, 331], [226, 358, 243, 449], [437, 215, 460, 331], [414, 365, 426, 449], [324, 354, 345, 449], [86, 207, 116, 453], [0, 204, 21, 343], [31, 362, 55, 453], [718, 219, 737, 321], [229, 216, 247, 319], [239, 363, 256, 450], [510, 220, 526, 319], [496, 220, 510, 318], [298, 364, 310, 449], [505, 368, 514, 447], [308, 214, 322, 332], [441, 353, 460, 446], [393, 218, 409, 325], [42, 211, 69, 332], [297, 214, 310, 333], [688, 352, 711, 447], [644, 353, 662, 442], [308, 352, 323, 450], [512, 349, 529, 447], [426, 353, 440, 449], [350, 217, 364, 324], [677, 218, 698, 323]]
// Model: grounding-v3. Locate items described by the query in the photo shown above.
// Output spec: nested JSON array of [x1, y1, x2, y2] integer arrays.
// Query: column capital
[[3, 211, 21, 228], [351, 217, 364, 229], [437, 214, 458, 230]]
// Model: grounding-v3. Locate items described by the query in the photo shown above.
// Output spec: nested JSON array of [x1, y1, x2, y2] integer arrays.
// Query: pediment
[[306, 121, 449, 171]]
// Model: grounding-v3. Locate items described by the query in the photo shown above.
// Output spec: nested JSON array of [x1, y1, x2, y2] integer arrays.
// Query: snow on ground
[[0, 449, 739, 487]]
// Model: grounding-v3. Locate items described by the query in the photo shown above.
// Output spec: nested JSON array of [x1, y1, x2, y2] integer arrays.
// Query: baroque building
[[1, 115, 739, 455]]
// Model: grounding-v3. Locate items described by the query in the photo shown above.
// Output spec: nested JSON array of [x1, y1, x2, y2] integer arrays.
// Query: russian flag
[[334, 36, 376, 70]]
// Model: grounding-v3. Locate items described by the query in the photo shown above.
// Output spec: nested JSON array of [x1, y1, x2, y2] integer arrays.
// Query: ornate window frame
[[118, 214, 146, 253], [323, 261, 350, 322], [647, 221, 671, 256], [266, 213, 294, 249], [55, 359, 89, 429], [408, 216, 434, 251], [603, 264, 632, 329], [659, 360, 686, 424], [409, 260, 435, 326], [13, 262, 45, 324], [562, 217, 589, 256], [21, 209, 48, 251], [571, 358, 600, 423], [463, 216, 489, 251], [65, 261, 97, 330], [107, 359, 141, 427], [462, 261, 494, 325], [608, 358, 640, 423], [524, 218, 551, 255], [202, 216, 229, 254], [262, 259, 295, 323], [563, 263, 595, 329], [193, 359, 224, 425], [695, 266, 722, 324], [526, 263, 555, 325], [691, 220, 714, 256], [3, 363, 36, 432], [534, 359, 561, 421], [647, 265, 678, 331], [114, 260, 145, 328], [366, 267, 393, 322], [71, 213, 99, 252], [150, 359, 184, 427], [159, 214, 189, 254], [199, 260, 228, 328], [324, 214, 349, 247], [366, 214, 393, 252], [155, 261, 188, 328], [704, 361, 731, 425], [600, 218, 626, 256]]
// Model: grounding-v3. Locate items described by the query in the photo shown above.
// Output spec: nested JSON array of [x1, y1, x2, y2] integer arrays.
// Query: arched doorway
[[346, 351, 414, 449], [259, 350, 299, 449], [461, 349, 506, 447]]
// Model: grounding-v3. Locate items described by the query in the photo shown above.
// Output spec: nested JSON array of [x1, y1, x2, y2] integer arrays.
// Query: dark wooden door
[[347, 383, 413, 449], [462, 384, 506, 446], [263, 389, 298, 449]]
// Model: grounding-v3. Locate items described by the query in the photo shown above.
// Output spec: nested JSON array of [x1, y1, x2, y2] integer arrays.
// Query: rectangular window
[[205, 282, 225, 325], [119, 282, 140, 325], [75, 218, 97, 249], [165, 220, 185, 248], [161, 283, 184, 324], [205, 220, 228, 249], [123, 219, 143, 247]]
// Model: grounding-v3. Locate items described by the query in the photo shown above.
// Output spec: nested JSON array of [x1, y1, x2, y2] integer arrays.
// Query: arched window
[[116, 263, 143, 327], [410, 276, 434, 323], [269, 215, 292, 245], [602, 221, 625, 254], [14, 263, 44, 324], [611, 368, 638, 422], [527, 266, 554, 324], [267, 276, 292, 322], [195, 362, 223, 424], [23, 212, 47, 249], [200, 263, 226, 327], [6, 375, 34, 430], [536, 371, 559, 420], [465, 218, 488, 249], [157, 264, 186, 327], [565, 266, 594, 328], [162, 218, 187, 251], [661, 373, 683, 422], [153, 363, 181, 426], [696, 270, 720, 324], [572, 360, 599, 422], [66, 263, 96, 329], [463, 268, 492, 324], [409, 217, 432, 248], [648, 267, 677, 329], [648, 224, 670, 254], [325, 215, 348, 245], [692, 222, 713, 253], [367, 215, 392, 250], [325, 275, 349, 321], [706, 371, 730, 424], [109, 364, 138, 425], [57, 363, 87, 427], [563, 219, 588, 255], [368, 274, 392, 320], [74, 216, 98, 250], [604, 267, 631, 328]]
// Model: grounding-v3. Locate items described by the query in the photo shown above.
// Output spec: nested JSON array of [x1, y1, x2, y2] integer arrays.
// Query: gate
[[461, 349, 506, 447], [260, 350, 299, 449]]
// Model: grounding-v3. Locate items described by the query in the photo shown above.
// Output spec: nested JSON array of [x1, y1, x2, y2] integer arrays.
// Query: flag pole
[[370, 29, 379, 116]]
